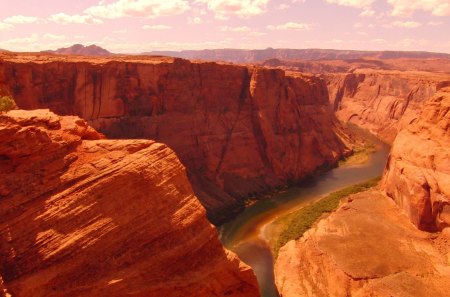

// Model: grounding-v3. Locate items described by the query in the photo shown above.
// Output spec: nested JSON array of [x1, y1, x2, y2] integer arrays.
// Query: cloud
[[142, 24, 172, 30], [387, 0, 450, 17], [278, 4, 290, 10], [325, 0, 375, 16], [188, 16, 203, 24], [196, 0, 269, 19], [85, 0, 190, 19], [267, 22, 311, 31], [3, 15, 40, 24], [392, 20, 422, 28], [49, 13, 103, 24], [371, 38, 386, 43], [325, 0, 375, 9], [43, 33, 66, 40], [0, 22, 13, 31], [220, 26, 251, 32]]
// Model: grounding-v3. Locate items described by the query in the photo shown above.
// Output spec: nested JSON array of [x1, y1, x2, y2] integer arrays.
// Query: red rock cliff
[[382, 87, 450, 231], [275, 191, 450, 297], [0, 53, 348, 224], [0, 109, 259, 297], [325, 69, 450, 142]]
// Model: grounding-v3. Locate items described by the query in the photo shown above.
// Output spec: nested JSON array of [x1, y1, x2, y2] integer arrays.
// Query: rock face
[[382, 87, 450, 231], [275, 190, 450, 297], [326, 69, 450, 143], [0, 110, 259, 297], [0, 53, 348, 224]]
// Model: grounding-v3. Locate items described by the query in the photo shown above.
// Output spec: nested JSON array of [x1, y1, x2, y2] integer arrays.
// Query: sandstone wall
[[0, 109, 259, 297], [382, 87, 450, 231], [325, 70, 450, 143], [0, 54, 348, 224]]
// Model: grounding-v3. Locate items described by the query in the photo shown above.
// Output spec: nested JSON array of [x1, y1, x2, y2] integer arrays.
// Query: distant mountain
[[44, 44, 112, 56], [144, 48, 450, 63]]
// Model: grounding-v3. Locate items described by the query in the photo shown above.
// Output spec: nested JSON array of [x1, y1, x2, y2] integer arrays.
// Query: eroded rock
[[0, 109, 259, 297], [275, 190, 450, 297]]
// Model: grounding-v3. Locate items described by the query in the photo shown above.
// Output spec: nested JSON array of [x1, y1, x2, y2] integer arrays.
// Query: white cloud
[[196, 0, 269, 19], [188, 16, 203, 24], [3, 15, 40, 24], [43, 33, 66, 40], [142, 24, 172, 30], [267, 22, 311, 31], [392, 20, 422, 28], [387, 0, 450, 17], [49, 13, 103, 24], [325, 0, 375, 9], [220, 26, 251, 32], [85, 0, 190, 19], [0, 22, 13, 31], [371, 38, 386, 43], [325, 0, 376, 16], [278, 4, 290, 10], [113, 29, 128, 34]]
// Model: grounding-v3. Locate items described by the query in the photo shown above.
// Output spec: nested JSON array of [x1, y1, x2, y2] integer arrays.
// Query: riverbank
[[219, 126, 390, 297], [268, 177, 381, 257]]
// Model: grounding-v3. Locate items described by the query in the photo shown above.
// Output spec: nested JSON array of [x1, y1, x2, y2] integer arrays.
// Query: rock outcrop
[[382, 87, 450, 231], [275, 190, 450, 297], [0, 109, 259, 297], [326, 69, 450, 142], [44, 44, 112, 56], [0, 53, 349, 224]]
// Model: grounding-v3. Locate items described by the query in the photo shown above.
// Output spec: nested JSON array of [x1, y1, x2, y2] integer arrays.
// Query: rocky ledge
[[0, 109, 259, 297], [275, 190, 450, 297]]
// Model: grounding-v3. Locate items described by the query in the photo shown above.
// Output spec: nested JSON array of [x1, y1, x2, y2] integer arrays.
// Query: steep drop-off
[[274, 87, 450, 296], [326, 69, 450, 142], [0, 109, 259, 297], [382, 87, 450, 231], [275, 190, 450, 297], [0, 53, 349, 224]]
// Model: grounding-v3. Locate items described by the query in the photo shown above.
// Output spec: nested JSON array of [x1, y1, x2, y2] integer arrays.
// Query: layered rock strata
[[326, 70, 450, 142], [0, 53, 348, 224], [0, 109, 259, 297], [382, 87, 450, 231], [275, 190, 450, 297]]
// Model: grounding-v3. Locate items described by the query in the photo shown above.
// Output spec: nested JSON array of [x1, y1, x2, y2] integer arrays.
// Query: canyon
[[274, 83, 450, 297], [1, 51, 450, 297], [0, 109, 258, 297], [0, 52, 349, 225]]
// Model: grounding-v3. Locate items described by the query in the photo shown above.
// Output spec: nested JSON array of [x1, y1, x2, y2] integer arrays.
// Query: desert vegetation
[[272, 177, 381, 256]]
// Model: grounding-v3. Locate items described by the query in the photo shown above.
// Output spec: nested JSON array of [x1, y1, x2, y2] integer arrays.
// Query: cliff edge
[[382, 87, 450, 231], [0, 53, 349, 224], [0, 109, 259, 297]]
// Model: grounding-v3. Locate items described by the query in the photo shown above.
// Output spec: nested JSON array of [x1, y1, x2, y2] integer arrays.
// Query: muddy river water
[[219, 134, 390, 297]]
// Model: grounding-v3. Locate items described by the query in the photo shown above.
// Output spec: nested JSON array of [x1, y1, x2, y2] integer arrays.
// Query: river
[[219, 133, 390, 297]]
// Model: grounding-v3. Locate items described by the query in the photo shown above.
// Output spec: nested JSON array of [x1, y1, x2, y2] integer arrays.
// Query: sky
[[0, 0, 450, 53]]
